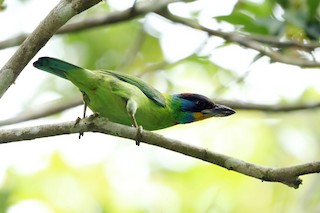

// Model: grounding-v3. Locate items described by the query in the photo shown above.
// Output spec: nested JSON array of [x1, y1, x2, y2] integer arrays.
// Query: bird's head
[[172, 93, 235, 124]]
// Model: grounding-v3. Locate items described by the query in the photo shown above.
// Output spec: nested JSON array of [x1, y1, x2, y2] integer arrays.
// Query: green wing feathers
[[33, 57, 83, 79], [34, 57, 166, 107], [99, 70, 166, 107]]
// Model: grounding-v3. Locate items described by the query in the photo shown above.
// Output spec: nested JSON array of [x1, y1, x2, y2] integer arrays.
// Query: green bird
[[33, 57, 235, 145]]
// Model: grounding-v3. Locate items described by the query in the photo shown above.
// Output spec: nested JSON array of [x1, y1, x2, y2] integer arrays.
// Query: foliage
[[216, 0, 320, 40]]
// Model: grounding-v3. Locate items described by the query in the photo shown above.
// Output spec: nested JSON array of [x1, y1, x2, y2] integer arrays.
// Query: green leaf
[[64, 20, 141, 70], [307, 0, 320, 20], [254, 17, 284, 35], [235, 0, 275, 17], [0, 0, 5, 11], [216, 11, 271, 34], [216, 11, 254, 27], [305, 20, 320, 39], [283, 10, 307, 28]]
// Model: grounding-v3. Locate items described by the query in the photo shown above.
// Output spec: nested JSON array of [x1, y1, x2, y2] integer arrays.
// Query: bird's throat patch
[[194, 112, 205, 121]]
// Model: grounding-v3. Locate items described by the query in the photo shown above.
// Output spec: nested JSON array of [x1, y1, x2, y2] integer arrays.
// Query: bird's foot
[[88, 112, 100, 121], [75, 112, 100, 139], [74, 117, 81, 127], [74, 117, 84, 139], [135, 125, 143, 146]]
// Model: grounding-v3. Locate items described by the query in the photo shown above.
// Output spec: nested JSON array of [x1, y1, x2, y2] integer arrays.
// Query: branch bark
[[0, 0, 102, 99], [248, 34, 320, 50], [0, 116, 319, 189]]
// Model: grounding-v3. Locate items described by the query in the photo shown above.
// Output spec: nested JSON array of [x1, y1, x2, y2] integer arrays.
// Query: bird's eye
[[195, 100, 205, 108]]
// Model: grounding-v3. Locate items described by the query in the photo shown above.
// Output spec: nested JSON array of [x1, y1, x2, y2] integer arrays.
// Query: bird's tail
[[33, 57, 83, 79]]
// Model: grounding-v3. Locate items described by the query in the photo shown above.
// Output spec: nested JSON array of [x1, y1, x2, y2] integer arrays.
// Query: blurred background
[[0, 0, 320, 212]]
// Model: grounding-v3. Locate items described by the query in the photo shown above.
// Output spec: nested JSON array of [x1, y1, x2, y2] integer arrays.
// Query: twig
[[0, 33, 29, 49], [0, 97, 82, 127], [0, 116, 319, 189], [219, 100, 320, 112], [130, 0, 139, 16], [248, 34, 320, 50], [0, 0, 102, 99]]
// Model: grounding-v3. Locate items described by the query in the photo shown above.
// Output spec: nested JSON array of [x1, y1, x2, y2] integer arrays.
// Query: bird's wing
[[97, 70, 166, 107]]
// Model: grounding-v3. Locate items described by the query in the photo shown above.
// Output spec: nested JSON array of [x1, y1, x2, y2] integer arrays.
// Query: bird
[[33, 57, 235, 145]]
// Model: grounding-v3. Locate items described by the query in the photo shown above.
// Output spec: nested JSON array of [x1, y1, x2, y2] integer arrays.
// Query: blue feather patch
[[179, 112, 196, 124]]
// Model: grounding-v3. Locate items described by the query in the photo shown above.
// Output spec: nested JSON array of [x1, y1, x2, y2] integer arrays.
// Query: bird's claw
[[74, 112, 100, 139], [74, 117, 81, 128], [88, 112, 100, 121], [74, 117, 84, 139], [135, 125, 143, 146]]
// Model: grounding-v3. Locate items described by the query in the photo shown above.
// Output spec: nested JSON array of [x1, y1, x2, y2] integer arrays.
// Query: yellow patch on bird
[[194, 112, 205, 121]]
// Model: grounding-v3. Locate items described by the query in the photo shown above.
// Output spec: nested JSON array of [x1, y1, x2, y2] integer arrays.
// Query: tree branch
[[248, 34, 320, 50], [0, 33, 29, 49], [0, 0, 186, 50], [0, 0, 102, 99], [219, 100, 320, 112], [0, 116, 319, 189]]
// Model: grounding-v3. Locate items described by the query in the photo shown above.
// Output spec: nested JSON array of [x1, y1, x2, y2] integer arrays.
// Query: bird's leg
[[83, 100, 87, 119], [77, 100, 87, 139], [127, 99, 142, 146], [82, 91, 90, 119], [74, 114, 84, 139], [88, 112, 100, 120], [76, 92, 89, 139], [129, 113, 143, 146]]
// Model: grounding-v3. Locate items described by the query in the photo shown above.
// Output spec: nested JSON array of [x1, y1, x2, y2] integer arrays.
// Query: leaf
[[250, 53, 265, 65], [283, 10, 307, 28], [0, 0, 5, 11], [235, 0, 275, 17], [216, 11, 272, 34], [254, 17, 284, 35], [307, 0, 320, 20], [305, 20, 320, 40], [64, 20, 142, 70], [216, 11, 254, 27]]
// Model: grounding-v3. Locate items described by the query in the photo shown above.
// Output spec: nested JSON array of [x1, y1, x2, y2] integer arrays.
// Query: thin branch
[[0, 33, 29, 49], [158, 11, 320, 68], [58, 0, 178, 33], [0, 0, 102, 99], [219, 100, 320, 112], [0, 116, 319, 189], [248, 34, 320, 50], [0, 97, 82, 127], [130, 0, 139, 16]]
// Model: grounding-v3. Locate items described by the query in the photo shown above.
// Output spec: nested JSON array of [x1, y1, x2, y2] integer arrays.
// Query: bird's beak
[[202, 104, 235, 117]]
